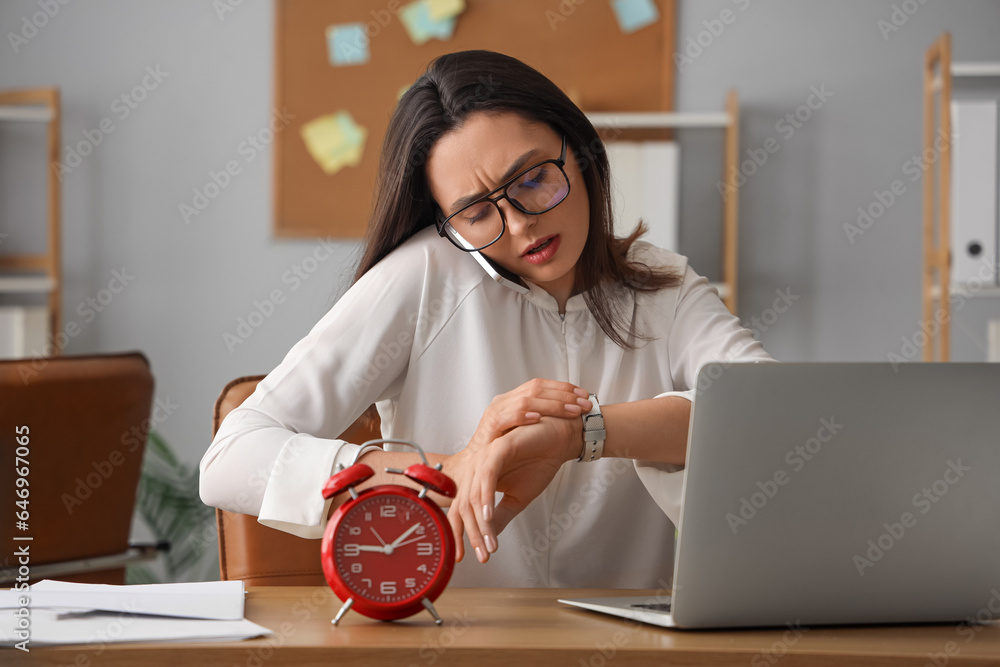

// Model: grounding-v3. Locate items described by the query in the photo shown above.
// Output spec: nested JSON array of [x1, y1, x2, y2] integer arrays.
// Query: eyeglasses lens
[[446, 164, 569, 250]]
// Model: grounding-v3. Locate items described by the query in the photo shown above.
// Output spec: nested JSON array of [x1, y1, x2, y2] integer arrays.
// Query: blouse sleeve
[[199, 258, 428, 538], [633, 262, 777, 527]]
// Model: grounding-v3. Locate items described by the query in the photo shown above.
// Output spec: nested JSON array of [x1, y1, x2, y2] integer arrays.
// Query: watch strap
[[578, 393, 605, 462]]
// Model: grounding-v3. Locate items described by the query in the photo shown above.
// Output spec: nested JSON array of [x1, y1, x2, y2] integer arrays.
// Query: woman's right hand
[[466, 378, 592, 450], [446, 378, 592, 562]]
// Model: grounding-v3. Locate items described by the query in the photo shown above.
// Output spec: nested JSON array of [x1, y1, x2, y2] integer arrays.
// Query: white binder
[[606, 141, 680, 252], [0, 305, 48, 358], [950, 99, 999, 286]]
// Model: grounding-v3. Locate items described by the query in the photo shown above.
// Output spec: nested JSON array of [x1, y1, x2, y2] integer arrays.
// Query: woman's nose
[[499, 200, 536, 237]]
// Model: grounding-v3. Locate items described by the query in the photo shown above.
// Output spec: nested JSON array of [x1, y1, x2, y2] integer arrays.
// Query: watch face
[[324, 488, 453, 615]]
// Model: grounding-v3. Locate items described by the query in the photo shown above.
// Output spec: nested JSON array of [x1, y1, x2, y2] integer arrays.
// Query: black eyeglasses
[[435, 136, 570, 252]]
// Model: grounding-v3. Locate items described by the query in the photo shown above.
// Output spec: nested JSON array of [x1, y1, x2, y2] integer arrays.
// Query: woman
[[200, 50, 774, 588]]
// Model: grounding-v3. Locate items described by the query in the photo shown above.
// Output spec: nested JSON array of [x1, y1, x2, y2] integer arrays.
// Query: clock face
[[324, 488, 453, 614]]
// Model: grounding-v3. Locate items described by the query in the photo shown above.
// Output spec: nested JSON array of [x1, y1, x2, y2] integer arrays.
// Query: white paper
[[0, 579, 246, 620], [0, 580, 270, 647], [0, 609, 271, 646]]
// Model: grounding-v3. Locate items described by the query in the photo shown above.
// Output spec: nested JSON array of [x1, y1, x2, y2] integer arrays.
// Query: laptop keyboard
[[630, 602, 672, 612]]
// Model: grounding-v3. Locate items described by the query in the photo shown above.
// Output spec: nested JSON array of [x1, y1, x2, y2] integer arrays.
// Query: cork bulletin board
[[273, 0, 676, 238]]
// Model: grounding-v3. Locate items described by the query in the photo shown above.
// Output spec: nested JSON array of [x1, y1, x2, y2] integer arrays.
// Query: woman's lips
[[521, 234, 560, 265]]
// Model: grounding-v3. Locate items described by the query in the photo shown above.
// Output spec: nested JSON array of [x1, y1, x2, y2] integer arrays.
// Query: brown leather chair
[[212, 376, 380, 585], [0, 351, 155, 585]]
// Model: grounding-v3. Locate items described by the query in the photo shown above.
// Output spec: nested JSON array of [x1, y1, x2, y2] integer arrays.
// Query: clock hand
[[345, 544, 388, 553], [392, 535, 429, 549], [370, 528, 388, 547], [389, 523, 422, 549]]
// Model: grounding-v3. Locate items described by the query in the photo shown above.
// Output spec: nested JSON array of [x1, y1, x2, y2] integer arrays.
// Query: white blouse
[[199, 225, 774, 588]]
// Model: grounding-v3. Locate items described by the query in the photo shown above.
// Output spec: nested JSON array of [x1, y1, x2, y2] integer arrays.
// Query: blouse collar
[[520, 279, 590, 313]]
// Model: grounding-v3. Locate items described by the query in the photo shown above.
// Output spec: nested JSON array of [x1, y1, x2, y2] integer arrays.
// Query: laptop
[[560, 362, 1000, 629]]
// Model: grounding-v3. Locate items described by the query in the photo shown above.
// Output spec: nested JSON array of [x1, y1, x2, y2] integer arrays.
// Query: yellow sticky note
[[300, 111, 368, 175], [426, 0, 465, 21]]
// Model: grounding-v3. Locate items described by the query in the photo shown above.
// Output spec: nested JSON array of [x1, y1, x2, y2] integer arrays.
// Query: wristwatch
[[578, 393, 606, 462]]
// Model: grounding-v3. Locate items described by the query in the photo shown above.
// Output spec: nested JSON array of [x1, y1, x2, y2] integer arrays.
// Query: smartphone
[[453, 234, 529, 295]]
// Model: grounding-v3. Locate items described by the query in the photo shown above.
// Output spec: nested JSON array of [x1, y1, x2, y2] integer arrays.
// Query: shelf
[[0, 87, 61, 347], [922, 34, 1000, 361], [0, 275, 56, 293], [952, 62, 1000, 77], [584, 92, 740, 316], [930, 285, 1000, 300], [932, 62, 1000, 92], [585, 111, 730, 129], [0, 104, 55, 122]]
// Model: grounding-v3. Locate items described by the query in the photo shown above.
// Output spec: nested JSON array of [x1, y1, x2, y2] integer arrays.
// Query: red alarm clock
[[320, 439, 457, 625]]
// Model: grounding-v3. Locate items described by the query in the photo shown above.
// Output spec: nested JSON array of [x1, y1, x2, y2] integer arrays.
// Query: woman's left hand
[[447, 415, 580, 563]]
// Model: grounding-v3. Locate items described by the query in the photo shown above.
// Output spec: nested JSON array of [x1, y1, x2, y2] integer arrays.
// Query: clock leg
[[421, 597, 443, 625], [332, 598, 355, 626]]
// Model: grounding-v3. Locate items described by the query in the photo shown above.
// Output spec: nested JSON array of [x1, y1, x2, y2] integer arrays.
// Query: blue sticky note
[[611, 0, 660, 34], [327, 23, 369, 66], [401, 0, 457, 45]]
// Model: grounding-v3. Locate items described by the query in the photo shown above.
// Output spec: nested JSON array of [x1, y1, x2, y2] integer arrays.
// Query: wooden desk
[[14, 587, 1000, 666]]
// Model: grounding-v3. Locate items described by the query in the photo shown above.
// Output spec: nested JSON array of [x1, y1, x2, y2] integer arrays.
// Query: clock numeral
[[380, 581, 397, 595], [362, 578, 372, 589], [405, 511, 411, 520], [351, 563, 362, 574], [416, 525, 425, 535], [380, 505, 397, 518], [343, 544, 360, 557], [348, 526, 361, 536], [417, 564, 428, 573], [364, 512, 372, 522], [405, 577, 417, 589], [417, 542, 434, 556]]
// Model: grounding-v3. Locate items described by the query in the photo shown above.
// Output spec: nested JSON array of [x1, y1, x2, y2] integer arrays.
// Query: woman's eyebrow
[[449, 147, 540, 212]]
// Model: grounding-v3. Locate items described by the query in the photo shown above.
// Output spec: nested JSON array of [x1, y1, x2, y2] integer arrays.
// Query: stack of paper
[[0, 580, 272, 647]]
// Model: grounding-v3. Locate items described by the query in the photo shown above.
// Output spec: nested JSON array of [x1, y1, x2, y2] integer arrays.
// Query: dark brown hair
[[354, 50, 681, 349]]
